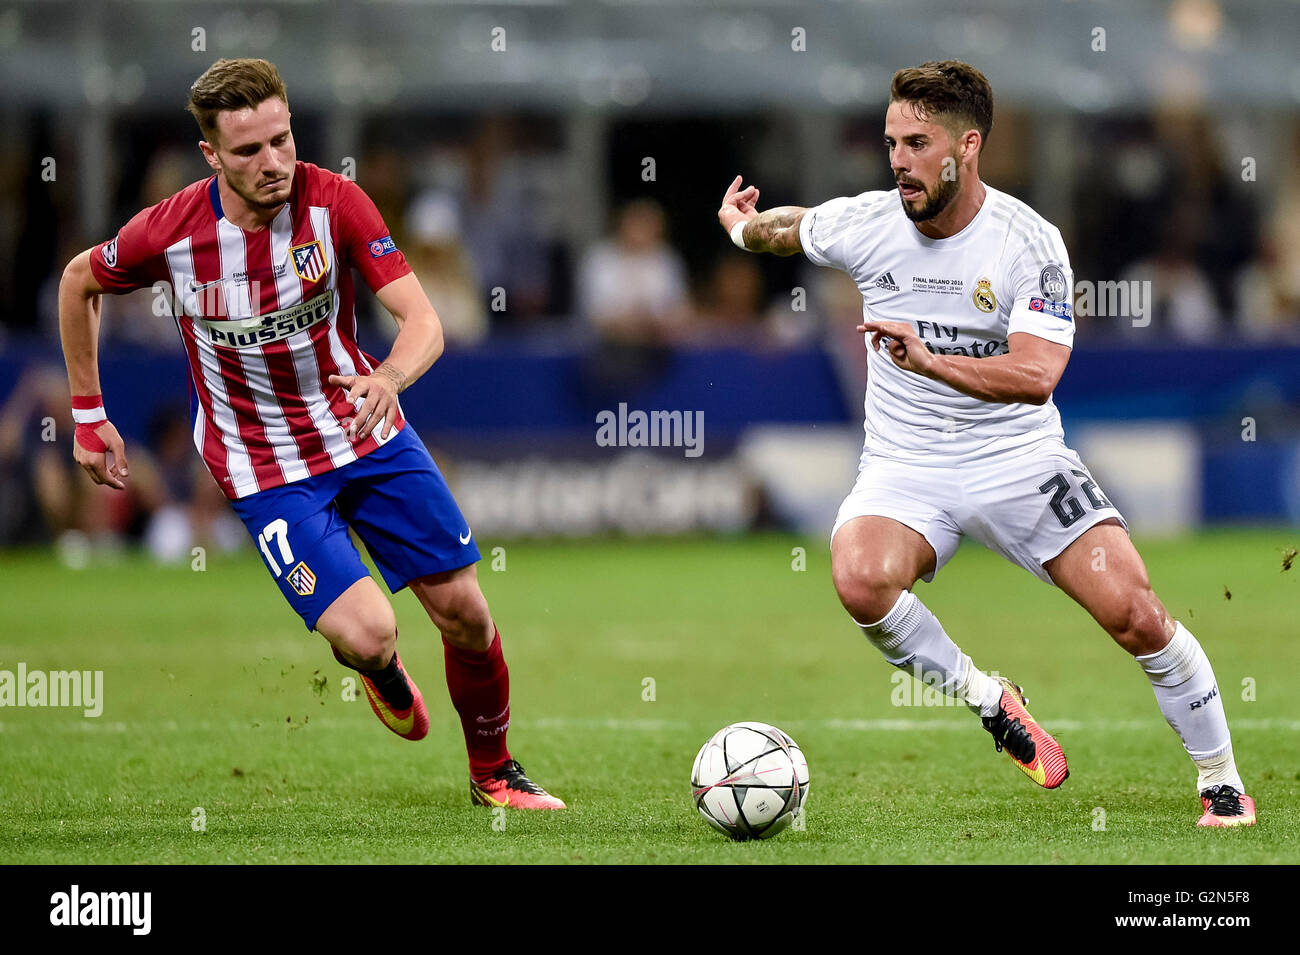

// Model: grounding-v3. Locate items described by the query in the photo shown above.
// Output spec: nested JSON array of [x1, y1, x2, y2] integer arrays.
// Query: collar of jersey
[[208, 177, 223, 220], [208, 175, 292, 234], [908, 183, 993, 250]]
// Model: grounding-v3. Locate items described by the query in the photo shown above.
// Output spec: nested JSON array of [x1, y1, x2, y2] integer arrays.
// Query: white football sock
[[857, 590, 1002, 717], [1135, 621, 1245, 794]]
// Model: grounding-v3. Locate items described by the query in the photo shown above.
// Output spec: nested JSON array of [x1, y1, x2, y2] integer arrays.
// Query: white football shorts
[[830, 439, 1128, 586]]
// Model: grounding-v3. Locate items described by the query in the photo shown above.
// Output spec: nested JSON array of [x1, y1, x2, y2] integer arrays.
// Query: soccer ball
[[691, 721, 810, 840]]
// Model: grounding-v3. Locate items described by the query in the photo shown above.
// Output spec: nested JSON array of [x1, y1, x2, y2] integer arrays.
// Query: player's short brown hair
[[890, 60, 993, 150], [186, 58, 289, 145]]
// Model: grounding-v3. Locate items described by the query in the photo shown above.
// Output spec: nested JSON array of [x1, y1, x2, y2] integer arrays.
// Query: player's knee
[[430, 581, 493, 646], [330, 604, 398, 669], [1111, 592, 1169, 656], [832, 563, 905, 626]]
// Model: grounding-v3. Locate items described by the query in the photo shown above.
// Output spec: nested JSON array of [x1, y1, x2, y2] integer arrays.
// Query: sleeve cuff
[[799, 207, 830, 268], [1007, 315, 1075, 349]]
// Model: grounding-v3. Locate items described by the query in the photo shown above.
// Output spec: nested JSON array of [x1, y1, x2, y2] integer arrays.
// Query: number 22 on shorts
[[1038, 469, 1112, 528]]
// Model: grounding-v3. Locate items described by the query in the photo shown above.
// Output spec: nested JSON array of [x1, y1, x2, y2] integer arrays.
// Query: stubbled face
[[884, 99, 963, 223], [205, 97, 295, 211]]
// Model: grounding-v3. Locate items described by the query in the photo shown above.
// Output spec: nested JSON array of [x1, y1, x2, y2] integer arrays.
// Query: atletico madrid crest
[[289, 240, 329, 282], [286, 561, 317, 597]]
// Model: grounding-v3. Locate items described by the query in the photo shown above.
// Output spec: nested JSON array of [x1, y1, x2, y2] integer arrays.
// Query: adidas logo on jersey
[[874, 271, 900, 292]]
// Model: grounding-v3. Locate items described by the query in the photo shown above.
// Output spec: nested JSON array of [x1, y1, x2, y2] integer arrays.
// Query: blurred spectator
[[405, 118, 554, 328], [137, 405, 243, 564], [578, 198, 689, 344], [691, 255, 764, 344], [0, 374, 243, 564], [1117, 211, 1222, 342], [396, 192, 488, 345], [459, 118, 552, 323], [1235, 235, 1300, 342], [37, 145, 201, 351], [1074, 111, 1259, 340], [1245, 123, 1300, 340], [0, 366, 145, 564], [575, 198, 690, 405], [358, 147, 412, 250], [694, 254, 829, 348], [1151, 109, 1258, 318]]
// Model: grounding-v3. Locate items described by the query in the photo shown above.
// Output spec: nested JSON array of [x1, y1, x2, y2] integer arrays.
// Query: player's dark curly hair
[[890, 60, 993, 150], [187, 58, 289, 146]]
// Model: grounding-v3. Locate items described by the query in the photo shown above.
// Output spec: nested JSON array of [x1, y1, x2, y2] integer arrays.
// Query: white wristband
[[729, 220, 748, 251]]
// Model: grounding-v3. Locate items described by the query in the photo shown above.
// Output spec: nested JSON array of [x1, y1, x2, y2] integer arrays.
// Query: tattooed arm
[[717, 175, 806, 257]]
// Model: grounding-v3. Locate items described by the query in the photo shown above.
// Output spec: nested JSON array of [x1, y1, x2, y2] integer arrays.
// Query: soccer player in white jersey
[[717, 60, 1254, 826]]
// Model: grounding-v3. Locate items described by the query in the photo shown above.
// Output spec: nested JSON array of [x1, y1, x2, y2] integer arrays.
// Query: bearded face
[[896, 154, 962, 222], [885, 100, 973, 226]]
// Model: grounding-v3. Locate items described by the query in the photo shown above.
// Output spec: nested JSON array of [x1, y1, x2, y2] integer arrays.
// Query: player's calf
[[852, 588, 1003, 715]]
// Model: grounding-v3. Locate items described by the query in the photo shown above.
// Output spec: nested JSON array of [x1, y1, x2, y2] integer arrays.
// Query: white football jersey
[[800, 184, 1076, 466]]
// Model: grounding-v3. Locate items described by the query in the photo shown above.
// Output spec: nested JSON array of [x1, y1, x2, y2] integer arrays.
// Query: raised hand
[[717, 174, 761, 234]]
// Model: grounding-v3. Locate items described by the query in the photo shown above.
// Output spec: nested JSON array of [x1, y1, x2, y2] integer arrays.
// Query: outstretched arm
[[717, 175, 806, 256]]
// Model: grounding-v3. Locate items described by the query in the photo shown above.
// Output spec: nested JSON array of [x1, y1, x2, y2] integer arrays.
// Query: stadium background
[[2, 0, 1299, 553], [1, 0, 1299, 867]]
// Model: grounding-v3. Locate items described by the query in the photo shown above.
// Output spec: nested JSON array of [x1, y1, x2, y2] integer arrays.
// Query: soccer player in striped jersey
[[718, 60, 1254, 827], [59, 58, 562, 810]]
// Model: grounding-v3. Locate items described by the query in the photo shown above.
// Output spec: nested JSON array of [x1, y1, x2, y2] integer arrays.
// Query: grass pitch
[[1, 529, 1297, 864]]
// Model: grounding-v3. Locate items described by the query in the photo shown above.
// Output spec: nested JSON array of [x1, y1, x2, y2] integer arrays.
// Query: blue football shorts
[[230, 425, 481, 630]]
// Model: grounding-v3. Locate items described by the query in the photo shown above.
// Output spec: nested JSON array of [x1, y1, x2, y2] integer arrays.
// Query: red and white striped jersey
[[89, 162, 413, 500]]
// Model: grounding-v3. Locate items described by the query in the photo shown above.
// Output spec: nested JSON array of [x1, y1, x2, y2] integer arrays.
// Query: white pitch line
[[3, 716, 1297, 733]]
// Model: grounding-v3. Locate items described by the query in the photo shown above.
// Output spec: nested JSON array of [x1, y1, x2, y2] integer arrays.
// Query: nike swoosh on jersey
[[459, 527, 472, 545]]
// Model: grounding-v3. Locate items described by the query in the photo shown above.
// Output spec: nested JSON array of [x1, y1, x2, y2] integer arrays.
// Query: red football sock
[[443, 626, 511, 781]]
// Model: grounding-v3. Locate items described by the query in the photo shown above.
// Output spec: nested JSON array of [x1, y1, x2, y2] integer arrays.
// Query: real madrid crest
[[972, 277, 997, 313]]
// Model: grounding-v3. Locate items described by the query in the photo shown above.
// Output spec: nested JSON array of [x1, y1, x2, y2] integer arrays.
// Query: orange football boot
[[981, 676, 1069, 789], [1197, 785, 1257, 828], [470, 760, 566, 810]]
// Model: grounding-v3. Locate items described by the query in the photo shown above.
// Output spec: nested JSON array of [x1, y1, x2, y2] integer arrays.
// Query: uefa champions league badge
[[1039, 264, 1068, 300]]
